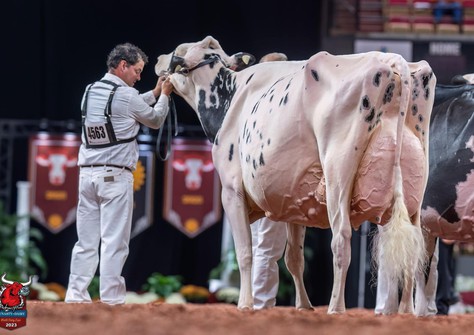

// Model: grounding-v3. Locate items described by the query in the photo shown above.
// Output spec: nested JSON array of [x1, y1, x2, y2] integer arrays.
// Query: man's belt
[[80, 164, 132, 172]]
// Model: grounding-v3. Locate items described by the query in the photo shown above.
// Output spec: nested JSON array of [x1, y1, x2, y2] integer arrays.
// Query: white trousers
[[65, 166, 133, 305], [251, 217, 287, 309]]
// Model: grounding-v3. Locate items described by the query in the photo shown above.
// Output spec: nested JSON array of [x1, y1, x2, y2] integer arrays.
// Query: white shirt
[[78, 73, 169, 170]]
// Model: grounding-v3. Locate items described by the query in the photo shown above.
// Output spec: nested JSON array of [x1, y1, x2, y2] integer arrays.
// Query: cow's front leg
[[285, 223, 313, 310], [221, 185, 253, 310]]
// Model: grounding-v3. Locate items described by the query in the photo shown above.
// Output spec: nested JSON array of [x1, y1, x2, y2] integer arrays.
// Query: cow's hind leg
[[328, 210, 352, 314], [414, 233, 438, 316], [285, 223, 313, 310]]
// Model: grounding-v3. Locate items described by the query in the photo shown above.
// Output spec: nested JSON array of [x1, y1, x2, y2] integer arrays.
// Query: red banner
[[163, 138, 222, 238], [28, 133, 81, 233]]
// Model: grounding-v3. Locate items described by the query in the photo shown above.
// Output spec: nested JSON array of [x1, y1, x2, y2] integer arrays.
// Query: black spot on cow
[[285, 81, 291, 91], [422, 74, 430, 88], [412, 87, 420, 100], [270, 95, 274, 102], [362, 95, 370, 110], [198, 68, 236, 143], [246, 154, 250, 163], [365, 108, 375, 123], [253, 159, 257, 170], [267, 138, 271, 145], [424, 87, 430, 100], [373, 72, 382, 87], [383, 82, 395, 104], [418, 114, 424, 123], [412, 104, 418, 116], [253, 121, 256, 129], [246, 73, 255, 85], [415, 124, 420, 132], [259, 152, 265, 166], [311, 70, 319, 81], [229, 143, 234, 161]]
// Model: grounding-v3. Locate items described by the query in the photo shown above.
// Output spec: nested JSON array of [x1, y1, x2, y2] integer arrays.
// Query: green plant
[[0, 201, 47, 281], [87, 276, 100, 299], [209, 248, 239, 280], [142, 272, 182, 298]]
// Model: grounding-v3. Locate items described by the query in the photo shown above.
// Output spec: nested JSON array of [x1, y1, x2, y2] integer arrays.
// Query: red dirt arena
[[7, 301, 474, 335]]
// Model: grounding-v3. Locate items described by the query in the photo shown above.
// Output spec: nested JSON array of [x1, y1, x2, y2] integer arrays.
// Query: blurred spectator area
[[329, 0, 474, 35]]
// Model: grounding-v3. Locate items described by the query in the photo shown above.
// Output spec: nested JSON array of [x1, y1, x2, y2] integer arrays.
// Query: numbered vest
[[81, 79, 136, 149]]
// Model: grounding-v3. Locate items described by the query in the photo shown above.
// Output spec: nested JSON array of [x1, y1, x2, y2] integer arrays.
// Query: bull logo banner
[[163, 138, 222, 238], [131, 144, 155, 238], [29, 133, 81, 233], [0, 274, 32, 330]]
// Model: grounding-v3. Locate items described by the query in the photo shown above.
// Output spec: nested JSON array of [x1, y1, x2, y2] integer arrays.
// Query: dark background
[[1, 0, 379, 308]]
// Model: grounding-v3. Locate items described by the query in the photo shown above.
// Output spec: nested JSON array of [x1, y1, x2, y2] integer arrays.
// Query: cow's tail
[[373, 56, 426, 294]]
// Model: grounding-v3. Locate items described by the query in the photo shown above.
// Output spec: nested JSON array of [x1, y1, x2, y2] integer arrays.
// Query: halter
[[175, 54, 224, 76]]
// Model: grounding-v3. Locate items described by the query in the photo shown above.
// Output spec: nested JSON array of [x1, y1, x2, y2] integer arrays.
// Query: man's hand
[[161, 76, 174, 96], [153, 76, 166, 98]]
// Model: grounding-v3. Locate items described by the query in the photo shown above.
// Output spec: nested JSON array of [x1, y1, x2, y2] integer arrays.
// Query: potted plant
[[0, 201, 47, 281]]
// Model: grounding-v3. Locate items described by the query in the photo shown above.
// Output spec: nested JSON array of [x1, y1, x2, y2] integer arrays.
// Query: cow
[[36, 148, 77, 185], [419, 83, 474, 315], [0, 273, 32, 311], [172, 156, 214, 190], [155, 36, 436, 315]]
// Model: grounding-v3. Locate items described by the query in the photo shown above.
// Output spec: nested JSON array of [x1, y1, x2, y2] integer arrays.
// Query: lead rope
[[156, 96, 178, 161]]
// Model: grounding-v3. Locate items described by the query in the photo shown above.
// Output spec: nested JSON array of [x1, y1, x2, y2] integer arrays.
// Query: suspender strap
[[82, 79, 137, 149]]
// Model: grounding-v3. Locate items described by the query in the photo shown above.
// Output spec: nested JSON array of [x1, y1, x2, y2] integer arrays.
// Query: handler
[[65, 42, 174, 305]]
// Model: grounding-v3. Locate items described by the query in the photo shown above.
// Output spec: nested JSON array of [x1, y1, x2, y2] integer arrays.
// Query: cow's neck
[[196, 68, 236, 143]]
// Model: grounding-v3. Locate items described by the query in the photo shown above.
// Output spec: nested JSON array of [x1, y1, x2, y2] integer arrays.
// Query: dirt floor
[[3, 301, 473, 335]]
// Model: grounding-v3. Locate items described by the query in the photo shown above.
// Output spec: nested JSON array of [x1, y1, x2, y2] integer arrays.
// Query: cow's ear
[[201, 36, 222, 50], [229, 52, 256, 72]]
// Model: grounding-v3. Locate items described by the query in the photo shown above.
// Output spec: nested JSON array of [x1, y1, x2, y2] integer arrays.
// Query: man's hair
[[106, 43, 149, 70]]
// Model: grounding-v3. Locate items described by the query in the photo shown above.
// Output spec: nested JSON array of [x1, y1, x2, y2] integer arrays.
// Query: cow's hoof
[[296, 306, 314, 312], [327, 308, 345, 314]]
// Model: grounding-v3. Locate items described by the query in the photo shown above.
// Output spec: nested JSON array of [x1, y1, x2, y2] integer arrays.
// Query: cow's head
[[172, 157, 214, 190], [36, 148, 77, 185], [0, 273, 32, 310], [155, 36, 255, 111]]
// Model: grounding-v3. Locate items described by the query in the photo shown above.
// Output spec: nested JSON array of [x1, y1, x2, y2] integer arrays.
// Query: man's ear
[[229, 52, 256, 72]]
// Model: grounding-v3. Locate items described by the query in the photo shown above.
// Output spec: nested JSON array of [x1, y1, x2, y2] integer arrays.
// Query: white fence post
[[16, 181, 31, 278]]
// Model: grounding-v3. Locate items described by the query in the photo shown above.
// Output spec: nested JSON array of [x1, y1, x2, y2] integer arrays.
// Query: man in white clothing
[[65, 42, 174, 305], [251, 52, 289, 309]]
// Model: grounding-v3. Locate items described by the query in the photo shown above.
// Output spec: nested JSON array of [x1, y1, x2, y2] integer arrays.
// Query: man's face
[[118, 59, 145, 87]]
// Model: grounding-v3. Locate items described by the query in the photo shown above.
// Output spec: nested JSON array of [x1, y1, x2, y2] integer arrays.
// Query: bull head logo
[[0, 274, 32, 311], [172, 157, 214, 191], [36, 148, 77, 186]]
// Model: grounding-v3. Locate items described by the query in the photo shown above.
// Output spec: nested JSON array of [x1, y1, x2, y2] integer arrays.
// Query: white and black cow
[[418, 83, 474, 315], [155, 36, 436, 314]]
